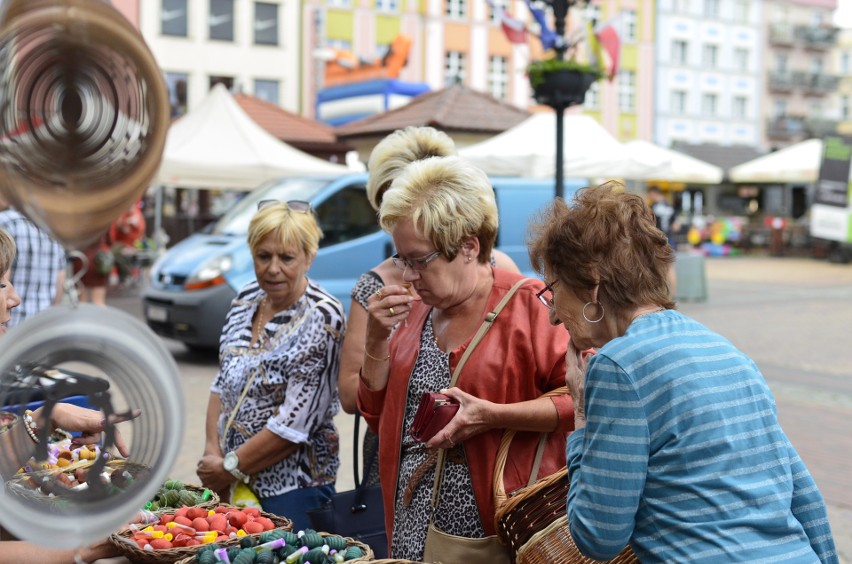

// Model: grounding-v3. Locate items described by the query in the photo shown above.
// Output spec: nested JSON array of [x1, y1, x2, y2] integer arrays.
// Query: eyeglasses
[[256, 199, 312, 213], [391, 250, 442, 271], [536, 280, 557, 310]]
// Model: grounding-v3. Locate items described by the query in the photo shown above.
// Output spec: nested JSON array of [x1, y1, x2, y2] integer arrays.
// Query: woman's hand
[[35, 403, 139, 458], [425, 388, 492, 449], [365, 284, 418, 338], [565, 339, 587, 430], [196, 453, 234, 493]]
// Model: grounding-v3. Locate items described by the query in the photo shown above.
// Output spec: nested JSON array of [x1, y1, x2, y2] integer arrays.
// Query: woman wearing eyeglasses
[[527, 183, 837, 562], [196, 201, 346, 530], [358, 156, 574, 561], [337, 126, 520, 488]]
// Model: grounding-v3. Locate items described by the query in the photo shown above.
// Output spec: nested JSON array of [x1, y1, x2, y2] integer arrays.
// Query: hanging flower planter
[[528, 59, 602, 109]]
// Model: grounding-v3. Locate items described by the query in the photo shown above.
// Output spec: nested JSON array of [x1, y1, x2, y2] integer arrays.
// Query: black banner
[[815, 136, 852, 208]]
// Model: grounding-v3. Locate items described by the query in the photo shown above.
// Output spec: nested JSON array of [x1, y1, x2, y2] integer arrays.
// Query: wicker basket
[[171, 532, 374, 564], [109, 506, 293, 564], [6, 460, 150, 510], [147, 483, 220, 513], [493, 387, 639, 564]]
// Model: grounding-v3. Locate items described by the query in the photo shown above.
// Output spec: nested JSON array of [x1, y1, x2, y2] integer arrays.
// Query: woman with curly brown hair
[[528, 182, 837, 563]]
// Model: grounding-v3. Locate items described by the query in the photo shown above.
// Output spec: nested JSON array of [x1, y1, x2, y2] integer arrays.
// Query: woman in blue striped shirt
[[528, 182, 837, 563]]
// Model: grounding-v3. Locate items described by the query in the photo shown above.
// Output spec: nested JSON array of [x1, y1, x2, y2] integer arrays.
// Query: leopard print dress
[[389, 314, 485, 561]]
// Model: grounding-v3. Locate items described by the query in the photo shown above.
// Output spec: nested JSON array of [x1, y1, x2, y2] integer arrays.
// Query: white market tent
[[729, 138, 823, 184], [458, 112, 668, 180], [624, 140, 723, 184], [156, 84, 347, 190]]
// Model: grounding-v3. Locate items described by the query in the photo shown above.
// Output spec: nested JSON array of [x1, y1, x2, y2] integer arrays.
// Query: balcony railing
[[766, 116, 805, 138], [769, 24, 795, 45], [796, 72, 839, 93], [768, 72, 796, 91], [766, 115, 838, 138], [795, 25, 838, 49]]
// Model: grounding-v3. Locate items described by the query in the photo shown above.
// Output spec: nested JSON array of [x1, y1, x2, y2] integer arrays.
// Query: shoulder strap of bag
[[432, 277, 531, 510]]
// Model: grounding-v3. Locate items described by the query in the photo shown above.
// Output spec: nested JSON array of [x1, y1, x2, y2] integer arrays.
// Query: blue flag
[[526, 0, 558, 50]]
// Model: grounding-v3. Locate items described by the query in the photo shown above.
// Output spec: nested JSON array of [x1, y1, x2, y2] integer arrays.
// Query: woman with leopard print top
[[196, 201, 346, 531], [358, 156, 574, 561]]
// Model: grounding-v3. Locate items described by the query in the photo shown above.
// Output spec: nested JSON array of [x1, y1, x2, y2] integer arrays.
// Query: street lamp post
[[540, 0, 584, 199]]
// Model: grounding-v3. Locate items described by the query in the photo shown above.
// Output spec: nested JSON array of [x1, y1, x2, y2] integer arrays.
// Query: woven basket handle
[[493, 386, 570, 515]]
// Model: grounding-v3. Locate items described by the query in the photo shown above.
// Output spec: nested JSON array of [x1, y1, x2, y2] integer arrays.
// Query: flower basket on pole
[[528, 60, 601, 109]]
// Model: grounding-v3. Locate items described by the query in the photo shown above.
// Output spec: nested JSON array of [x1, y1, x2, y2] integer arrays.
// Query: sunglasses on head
[[256, 200, 312, 213]]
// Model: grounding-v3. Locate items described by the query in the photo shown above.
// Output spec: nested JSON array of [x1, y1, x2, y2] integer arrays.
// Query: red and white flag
[[594, 19, 621, 81], [486, 0, 529, 45]]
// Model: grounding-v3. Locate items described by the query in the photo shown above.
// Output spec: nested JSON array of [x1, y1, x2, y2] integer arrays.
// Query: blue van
[[142, 173, 583, 350]]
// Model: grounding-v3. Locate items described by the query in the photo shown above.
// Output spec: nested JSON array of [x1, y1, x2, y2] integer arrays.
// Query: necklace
[[253, 297, 267, 345]]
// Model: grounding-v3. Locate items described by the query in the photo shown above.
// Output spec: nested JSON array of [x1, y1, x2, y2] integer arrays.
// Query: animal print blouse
[[212, 279, 345, 497]]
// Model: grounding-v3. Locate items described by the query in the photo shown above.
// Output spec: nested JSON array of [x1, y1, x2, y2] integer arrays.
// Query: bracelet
[[23, 410, 40, 444], [364, 349, 390, 362]]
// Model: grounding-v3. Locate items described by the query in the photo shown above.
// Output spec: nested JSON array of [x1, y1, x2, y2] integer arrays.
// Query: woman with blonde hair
[[358, 156, 572, 560], [196, 201, 346, 530]]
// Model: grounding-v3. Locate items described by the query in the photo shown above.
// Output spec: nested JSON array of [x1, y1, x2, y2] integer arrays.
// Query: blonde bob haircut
[[379, 156, 497, 263], [0, 227, 16, 275], [247, 203, 323, 260], [366, 126, 456, 211], [528, 181, 676, 316]]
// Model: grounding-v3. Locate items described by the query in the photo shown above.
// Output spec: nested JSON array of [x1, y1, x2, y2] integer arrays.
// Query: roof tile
[[335, 84, 529, 138]]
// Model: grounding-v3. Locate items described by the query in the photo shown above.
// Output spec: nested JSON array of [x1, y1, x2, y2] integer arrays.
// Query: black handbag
[[307, 410, 388, 558]]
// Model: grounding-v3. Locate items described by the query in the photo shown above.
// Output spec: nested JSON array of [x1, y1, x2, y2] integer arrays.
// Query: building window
[[775, 53, 787, 73], [673, 0, 690, 12], [733, 0, 749, 22], [584, 81, 600, 109], [732, 96, 747, 119], [445, 51, 466, 86], [327, 0, 351, 5], [773, 99, 787, 118], [488, 55, 508, 100], [672, 40, 688, 65], [704, 0, 719, 18], [209, 0, 234, 42], [621, 10, 637, 42], [701, 93, 717, 116], [734, 47, 749, 71], [618, 70, 635, 112], [446, 0, 466, 19], [489, 0, 507, 24], [671, 90, 687, 115], [210, 75, 235, 91], [842, 52, 851, 76], [810, 56, 823, 75], [810, 102, 823, 118], [161, 0, 188, 37], [254, 3, 278, 45], [842, 95, 850, 120], [703, 44, 718, 68], [377, 0, 399, 11], [165, 72, 188, 117], [254, 79, 280, 104]]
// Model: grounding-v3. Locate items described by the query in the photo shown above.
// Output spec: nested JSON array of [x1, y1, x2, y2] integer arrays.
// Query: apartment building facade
[[113, 0, 300, 116], [654, 0, 764, 149], [762, 0, 840, 149]]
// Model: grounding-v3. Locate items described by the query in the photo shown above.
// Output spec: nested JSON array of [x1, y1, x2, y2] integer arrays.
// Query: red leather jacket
[[358, 268, 574, 539]]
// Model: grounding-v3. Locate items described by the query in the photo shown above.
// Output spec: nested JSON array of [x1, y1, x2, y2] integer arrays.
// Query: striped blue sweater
[[566, 310, 837, 563]]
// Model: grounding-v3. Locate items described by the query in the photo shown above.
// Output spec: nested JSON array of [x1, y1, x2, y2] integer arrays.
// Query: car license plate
[[146, 306, 168, 322]]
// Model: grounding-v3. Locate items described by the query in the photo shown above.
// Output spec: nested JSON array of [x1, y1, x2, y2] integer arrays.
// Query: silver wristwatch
[[223, 451, 250, 483]]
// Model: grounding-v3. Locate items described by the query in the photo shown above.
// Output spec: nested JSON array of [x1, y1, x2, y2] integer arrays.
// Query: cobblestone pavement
[[108, 254, 852, 561]]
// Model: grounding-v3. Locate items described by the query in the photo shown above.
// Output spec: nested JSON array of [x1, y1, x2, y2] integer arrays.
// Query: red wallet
[[410, 392, 460, 443]]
